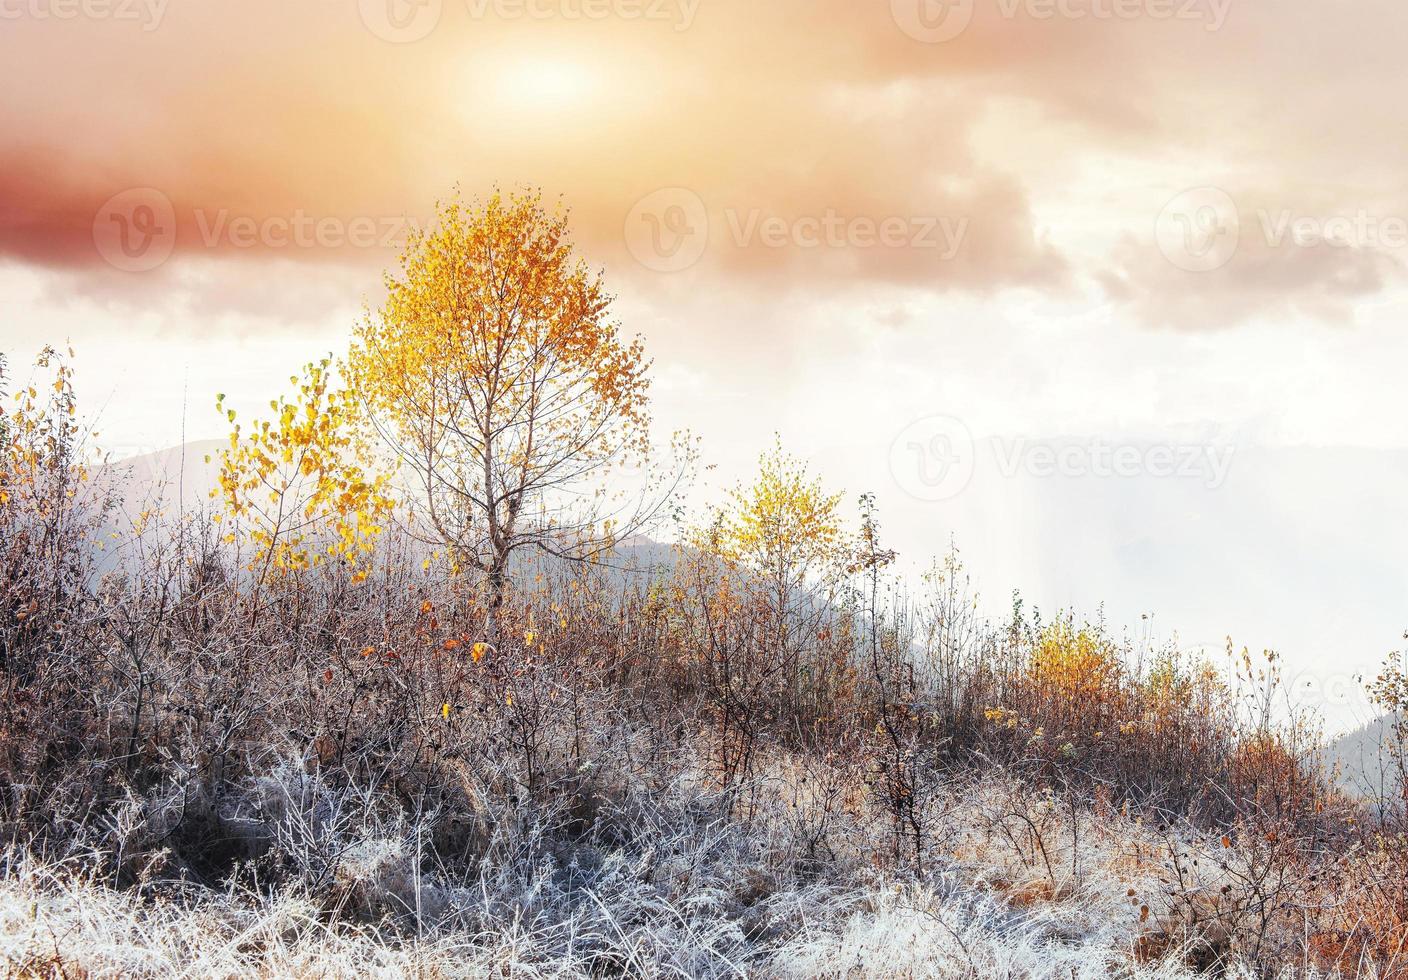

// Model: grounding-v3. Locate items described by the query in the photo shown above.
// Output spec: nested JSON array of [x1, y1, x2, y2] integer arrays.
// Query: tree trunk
[[485, 552, 509, 643]]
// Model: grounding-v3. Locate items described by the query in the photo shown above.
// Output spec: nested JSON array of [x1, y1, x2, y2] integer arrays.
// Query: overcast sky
[[3, 0, 1405, 731]]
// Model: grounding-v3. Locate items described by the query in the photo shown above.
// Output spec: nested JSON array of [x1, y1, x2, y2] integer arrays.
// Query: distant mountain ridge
[[1326, 713, 1405, 806], [99, 439, 226, 512], [93, 441, 680, 583]]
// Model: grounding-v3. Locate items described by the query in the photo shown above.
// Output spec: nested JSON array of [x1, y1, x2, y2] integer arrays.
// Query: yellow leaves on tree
[[213, 357, 394, 584], [346, 189, 654, 627], [685, 437, 846, 664], [0, 346, 90, 520], [713, 437, 845, 583], [0, 350, 8, 501]]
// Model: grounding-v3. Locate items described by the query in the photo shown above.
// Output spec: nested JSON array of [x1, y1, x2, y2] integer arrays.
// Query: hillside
[[3, 442, 1404, 977], [1328, 713, 1407, 806]]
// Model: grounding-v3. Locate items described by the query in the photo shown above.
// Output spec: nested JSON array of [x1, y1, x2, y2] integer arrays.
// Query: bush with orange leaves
[[1308, 646, 1408, 978], [967, 617, 1339, 828], [661, 440, 856, 803], [1307, 834, 1408, 979], [1025, 620, 1124, 732], [0, 348, 122, 845]]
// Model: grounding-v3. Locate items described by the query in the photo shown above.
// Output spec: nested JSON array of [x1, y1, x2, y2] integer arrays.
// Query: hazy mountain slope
[[1328, 713, 1405, 804], [92, 442, 680, 584], [98, 440, 226, 516]]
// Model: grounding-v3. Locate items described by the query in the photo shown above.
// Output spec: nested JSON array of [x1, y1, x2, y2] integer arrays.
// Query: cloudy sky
[[3, 0, 1405, 729]]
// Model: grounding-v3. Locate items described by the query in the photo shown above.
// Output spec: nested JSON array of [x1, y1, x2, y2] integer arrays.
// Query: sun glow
[[449, 41, 666, 139], [505, 57, 596, 107], [480, 54, 601, 119]]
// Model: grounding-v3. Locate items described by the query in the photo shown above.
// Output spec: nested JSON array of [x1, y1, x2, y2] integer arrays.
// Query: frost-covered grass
[[0, 857, 1320, 979], [0, 766, 1357, 979]]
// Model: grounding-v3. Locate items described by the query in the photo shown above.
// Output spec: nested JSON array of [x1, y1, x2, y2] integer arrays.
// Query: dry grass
[[0, 777, 1351, 980]]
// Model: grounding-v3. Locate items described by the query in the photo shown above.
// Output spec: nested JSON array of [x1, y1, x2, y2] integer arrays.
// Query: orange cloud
[[1, 0, 1406, 328]]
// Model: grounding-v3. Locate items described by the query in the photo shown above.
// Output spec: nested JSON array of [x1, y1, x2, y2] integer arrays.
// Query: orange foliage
[[212, 357, 393, 583], [347, 190, 655, 615]]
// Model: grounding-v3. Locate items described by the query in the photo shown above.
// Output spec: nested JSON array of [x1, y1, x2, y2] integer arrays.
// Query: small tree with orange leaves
[[213, 357, 393, 590], [0, 346, 110, 685], [1369, 641, 1408, 821], [716, 437, 846, 669], [0, 346, 96, 544], [0, 351, 9, 457], [349, 191, 660, 635], [675, 439, 848, 792]]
